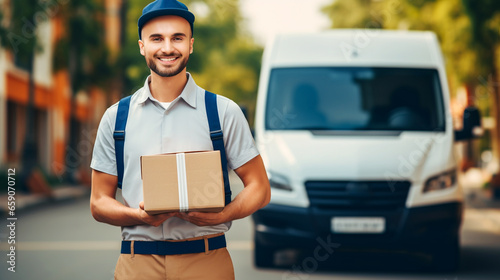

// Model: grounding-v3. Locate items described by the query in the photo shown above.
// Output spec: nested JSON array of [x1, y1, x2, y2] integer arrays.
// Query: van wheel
[[429, 236, 460, 272], [254, 237, 275, 268]]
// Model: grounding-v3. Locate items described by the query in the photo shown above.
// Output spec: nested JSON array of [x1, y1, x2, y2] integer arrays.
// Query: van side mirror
[[454, 106, 483, 141]]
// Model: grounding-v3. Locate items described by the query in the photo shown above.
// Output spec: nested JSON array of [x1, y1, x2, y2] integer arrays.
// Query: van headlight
[[268, 171, 293, 191], [423, 170, 457, 193]]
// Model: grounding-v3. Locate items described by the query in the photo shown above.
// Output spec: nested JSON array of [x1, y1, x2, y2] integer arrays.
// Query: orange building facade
[[0, 0, 123, 185]]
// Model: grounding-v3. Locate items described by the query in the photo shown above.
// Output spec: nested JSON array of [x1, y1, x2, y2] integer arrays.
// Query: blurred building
[[0, 0, 124, 186]]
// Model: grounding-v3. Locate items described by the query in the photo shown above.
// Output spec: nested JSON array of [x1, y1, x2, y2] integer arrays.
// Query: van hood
[[259, 131, 454, 182]]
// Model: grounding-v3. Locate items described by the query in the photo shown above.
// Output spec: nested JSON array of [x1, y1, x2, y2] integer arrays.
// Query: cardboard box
[[141, 151, 225, 215]]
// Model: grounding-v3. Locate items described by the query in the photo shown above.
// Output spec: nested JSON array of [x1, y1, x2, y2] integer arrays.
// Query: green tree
[[54, 0, 115, 181], [0, 0, 45, 189], [323, 0, 385, 29], [461, 0, 500, 175], [55, 0, 113, 93]]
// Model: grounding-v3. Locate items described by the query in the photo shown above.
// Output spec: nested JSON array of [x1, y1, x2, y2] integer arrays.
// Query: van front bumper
[[252, 202, 463, 250]]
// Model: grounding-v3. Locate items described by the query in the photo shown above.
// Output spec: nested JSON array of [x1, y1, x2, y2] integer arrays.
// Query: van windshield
[[265, 67, 446, 132]]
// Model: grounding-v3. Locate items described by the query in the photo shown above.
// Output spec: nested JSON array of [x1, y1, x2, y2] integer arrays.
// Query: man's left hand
[[176, 156, 270, 227]]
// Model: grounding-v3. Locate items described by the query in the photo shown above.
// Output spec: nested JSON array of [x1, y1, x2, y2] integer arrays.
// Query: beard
[[147, 52, 189, 78]]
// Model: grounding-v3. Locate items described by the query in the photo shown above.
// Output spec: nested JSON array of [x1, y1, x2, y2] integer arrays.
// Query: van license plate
[[331, 217, 385, 233]]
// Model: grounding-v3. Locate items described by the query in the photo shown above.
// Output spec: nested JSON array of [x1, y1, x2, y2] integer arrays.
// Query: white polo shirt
[[91, 74, 259, 241]]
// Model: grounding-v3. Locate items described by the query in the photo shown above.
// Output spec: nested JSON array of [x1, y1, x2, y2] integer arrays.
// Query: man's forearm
[[91, 195, 143, 227], [223, 181, 269, 222], [218, 155, 271, 223]]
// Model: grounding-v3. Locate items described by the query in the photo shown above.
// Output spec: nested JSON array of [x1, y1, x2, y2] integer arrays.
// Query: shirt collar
[[136, 73, 198, 108]]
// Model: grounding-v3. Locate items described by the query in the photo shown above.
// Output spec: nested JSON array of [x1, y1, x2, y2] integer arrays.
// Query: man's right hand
[[91, 170, 176, 227], [138, 201, 176, 227]]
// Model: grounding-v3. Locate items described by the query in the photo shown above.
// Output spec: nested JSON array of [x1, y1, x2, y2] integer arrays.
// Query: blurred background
[[0, 0, 499, 279]]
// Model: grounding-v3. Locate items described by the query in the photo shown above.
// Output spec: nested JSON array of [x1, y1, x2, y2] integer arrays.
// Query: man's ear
[[138, 40, 145, 56], [190, 38, 194, 54]]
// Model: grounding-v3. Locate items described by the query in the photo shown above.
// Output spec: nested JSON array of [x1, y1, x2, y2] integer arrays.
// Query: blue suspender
[[113, 92, 232, 205], [204, 91, 232, 205], [113, 95, 131, 189]]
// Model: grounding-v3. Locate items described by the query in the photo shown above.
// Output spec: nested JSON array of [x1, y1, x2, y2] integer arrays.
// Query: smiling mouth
[[158, 57, 178, 62]]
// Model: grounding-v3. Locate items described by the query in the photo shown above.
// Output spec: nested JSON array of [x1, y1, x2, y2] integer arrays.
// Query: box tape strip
[[176, 153, 189, 212]]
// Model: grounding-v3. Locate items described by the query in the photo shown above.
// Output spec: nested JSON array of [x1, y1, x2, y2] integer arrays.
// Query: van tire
[[254, 237, 275, 268], [429, 236, 460, 272]]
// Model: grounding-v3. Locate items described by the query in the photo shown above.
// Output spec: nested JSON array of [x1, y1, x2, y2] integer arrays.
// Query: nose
[[160, 40, 174, 54]]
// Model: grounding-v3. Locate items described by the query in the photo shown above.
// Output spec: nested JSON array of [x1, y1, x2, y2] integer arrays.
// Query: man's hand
[[176, 211, 228, 227], [138, 201, 176, 227]]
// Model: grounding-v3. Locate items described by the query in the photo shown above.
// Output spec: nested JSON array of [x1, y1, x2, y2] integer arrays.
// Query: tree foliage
[[461, 0, 500, 79], [54, 0, 113, 93], [0, 0, 43, 67]]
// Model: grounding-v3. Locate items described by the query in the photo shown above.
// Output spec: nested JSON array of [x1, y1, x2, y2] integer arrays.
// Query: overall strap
[[205, 91, 232, 205], [113, 95, 132, 189]]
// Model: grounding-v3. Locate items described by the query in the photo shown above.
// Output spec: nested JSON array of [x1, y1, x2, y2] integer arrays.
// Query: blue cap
[[138, 0, 195, 39]]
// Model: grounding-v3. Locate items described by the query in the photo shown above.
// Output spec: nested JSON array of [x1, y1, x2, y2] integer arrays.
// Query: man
[[89, 0, 270, 279]]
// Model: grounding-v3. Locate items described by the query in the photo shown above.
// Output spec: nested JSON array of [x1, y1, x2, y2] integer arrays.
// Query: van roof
[[266, 29, 443, 69]]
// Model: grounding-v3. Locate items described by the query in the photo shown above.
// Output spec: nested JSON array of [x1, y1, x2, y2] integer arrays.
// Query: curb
[[464, 186, 500, 209], [0, 185, 91, 215]]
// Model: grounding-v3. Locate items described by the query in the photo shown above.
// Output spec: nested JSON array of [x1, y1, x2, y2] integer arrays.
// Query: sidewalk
[[0, 185, 90, 214], [460, 167, 500, 209]]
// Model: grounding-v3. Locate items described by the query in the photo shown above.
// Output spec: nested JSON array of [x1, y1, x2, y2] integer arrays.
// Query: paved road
[[1, 173, 499, 280]]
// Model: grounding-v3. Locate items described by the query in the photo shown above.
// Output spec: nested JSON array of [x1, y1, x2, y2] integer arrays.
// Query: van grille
[[305, 181, 411, 211]]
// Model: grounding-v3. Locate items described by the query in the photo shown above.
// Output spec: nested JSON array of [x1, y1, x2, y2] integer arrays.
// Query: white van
[[252, 30, 481, 272]]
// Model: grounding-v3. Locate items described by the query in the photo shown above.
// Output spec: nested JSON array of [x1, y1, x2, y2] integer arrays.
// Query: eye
[[173, 37, 183, 42], [151, 37, 162, 42]]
